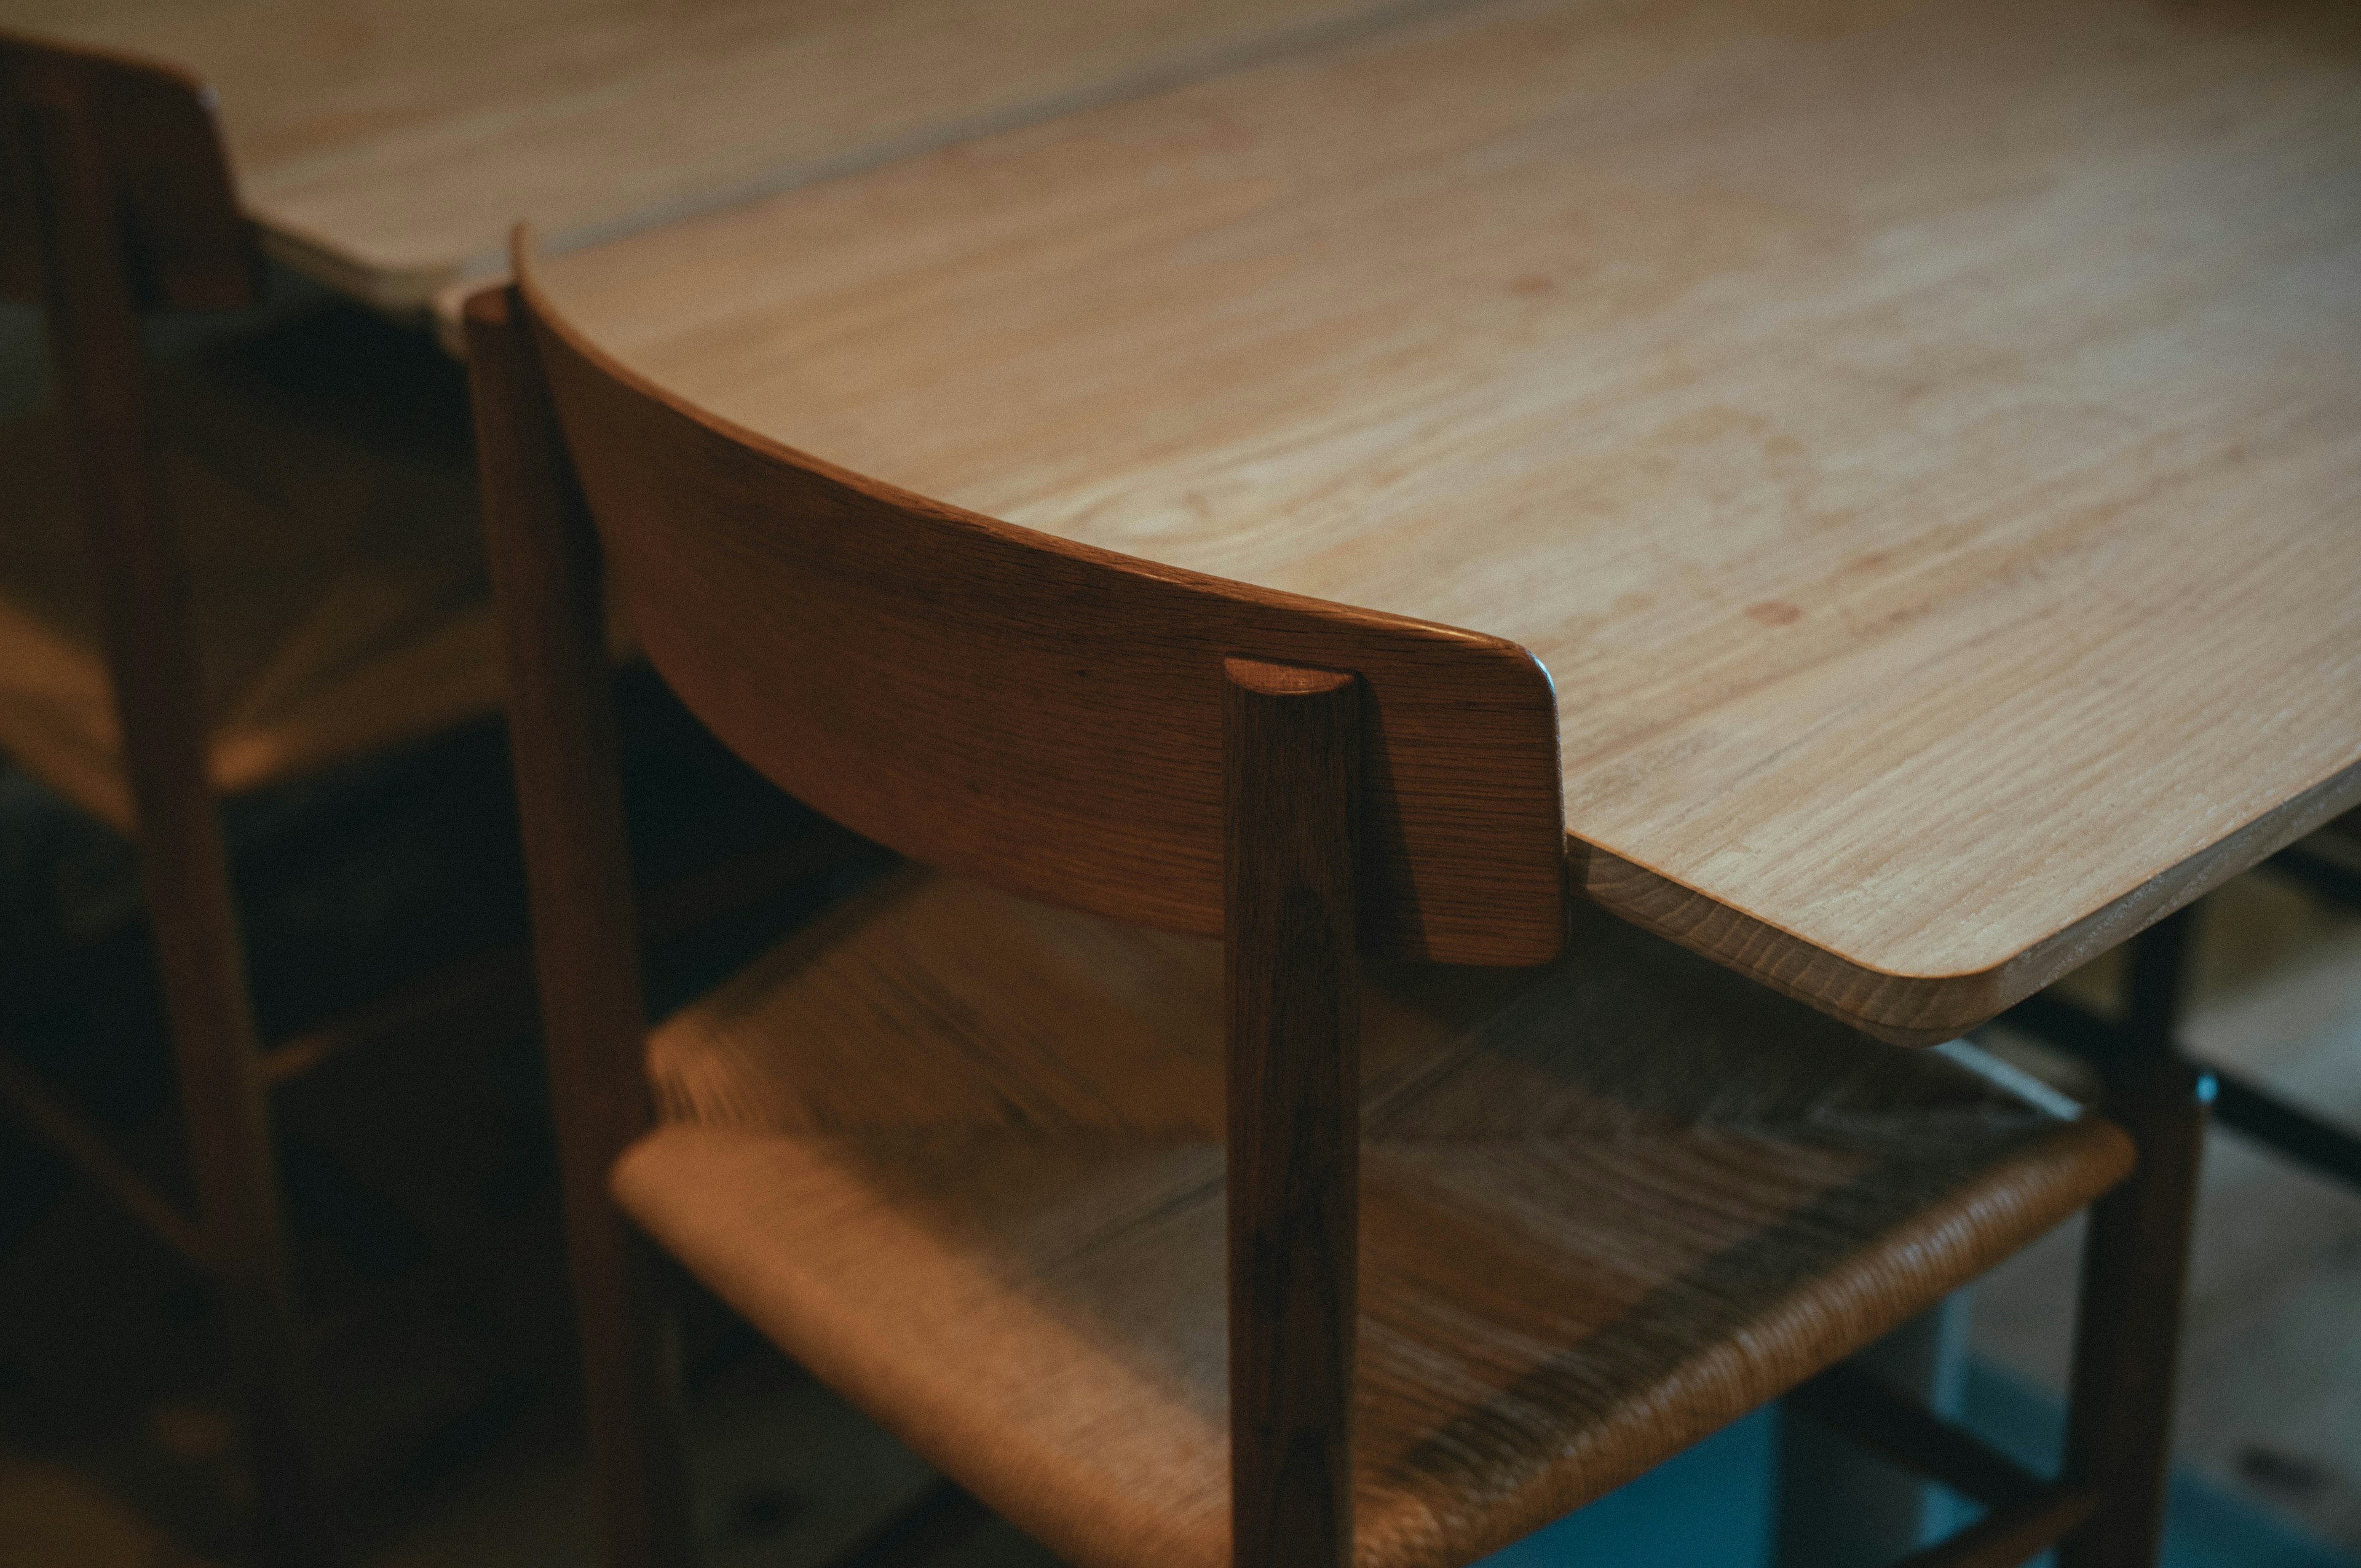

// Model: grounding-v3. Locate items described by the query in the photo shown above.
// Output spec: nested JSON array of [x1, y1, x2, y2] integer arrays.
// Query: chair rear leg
[[2057, 913, 2207, 1568], [465, 284, 696, 1568], [136, 805, 340, 1568], [18, 77, 338, 1566], [563, 1160, 695, 1566]]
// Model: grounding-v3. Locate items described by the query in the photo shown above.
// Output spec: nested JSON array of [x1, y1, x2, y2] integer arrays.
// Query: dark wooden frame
[[0, 34, 868, 1565], [473, 243, 2205, 1568]]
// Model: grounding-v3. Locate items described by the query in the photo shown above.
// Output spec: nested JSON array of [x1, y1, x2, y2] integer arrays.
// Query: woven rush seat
[[617, 869, 2134, 1568], [0, 308, 491, 827]]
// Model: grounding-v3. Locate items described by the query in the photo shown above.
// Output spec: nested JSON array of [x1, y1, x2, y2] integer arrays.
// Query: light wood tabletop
[[531, 0, 2361, 1043], [0, 0, 1450, 316]]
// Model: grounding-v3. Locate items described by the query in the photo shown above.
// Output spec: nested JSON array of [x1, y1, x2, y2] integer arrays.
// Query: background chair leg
[[139, 838, 339, 1567], [1224, 659, 1361, 1568], [570, 1205, 696, 1567], [2057, 913, 2207, 1568], [23, 73, 340, 1567]]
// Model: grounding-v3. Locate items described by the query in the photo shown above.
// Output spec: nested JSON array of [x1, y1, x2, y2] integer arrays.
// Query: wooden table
[[1, 0, 1443, 317], [532, 0, 2361, 1043]]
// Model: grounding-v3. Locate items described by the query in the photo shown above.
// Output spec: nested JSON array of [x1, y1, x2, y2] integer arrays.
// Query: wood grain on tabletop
[[7, 41, 341, 1558], [534, 0, 2361, 1040], [0, 0, 1464, 314]]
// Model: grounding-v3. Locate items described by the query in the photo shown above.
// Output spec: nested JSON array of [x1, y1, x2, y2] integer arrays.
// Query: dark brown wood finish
[[6, 50, 332, 1568], [513, 244, 1566, 969], [465, 285, 694, 1568], [1225, 659, 1361, 1568]]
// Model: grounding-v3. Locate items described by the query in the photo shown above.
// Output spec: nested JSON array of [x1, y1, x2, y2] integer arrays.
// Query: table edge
[[1575, 756, 2361, 1045]]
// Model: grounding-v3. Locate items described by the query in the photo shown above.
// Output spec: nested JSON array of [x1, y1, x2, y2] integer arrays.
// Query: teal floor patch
[[1473, 1361, 2355, 1567]]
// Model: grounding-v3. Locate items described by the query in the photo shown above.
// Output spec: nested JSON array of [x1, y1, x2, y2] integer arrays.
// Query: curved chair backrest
[[0, 31, 258, 311], [507, 248, 1567, 967]]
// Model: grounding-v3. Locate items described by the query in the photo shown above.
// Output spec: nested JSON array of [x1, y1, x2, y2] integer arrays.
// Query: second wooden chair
[[0, 36, 861, 1562]]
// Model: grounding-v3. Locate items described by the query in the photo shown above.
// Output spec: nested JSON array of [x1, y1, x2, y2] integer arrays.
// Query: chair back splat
[[0, 33, 259, 311], [505, 242, 1566, 968]]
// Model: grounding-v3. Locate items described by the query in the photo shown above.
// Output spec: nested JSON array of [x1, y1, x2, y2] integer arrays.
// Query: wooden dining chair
[[0, 34, 863, 1564], [469, 245, 2205, 1568]]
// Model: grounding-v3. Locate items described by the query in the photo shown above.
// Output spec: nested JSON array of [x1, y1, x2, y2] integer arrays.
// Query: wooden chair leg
[[22, 89, 336, 1568], [467, 285, 695, 1567], [138, 828, 341, 1568], [570, 1204, 695, 1566], [1223, 657, 1361, 1568], [2057, 912, 2207, 1568]]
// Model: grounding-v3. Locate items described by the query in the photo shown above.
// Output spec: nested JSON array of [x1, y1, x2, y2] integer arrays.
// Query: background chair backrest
[[0, 31, 259, 312], [513, 255, 1567, 966]]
